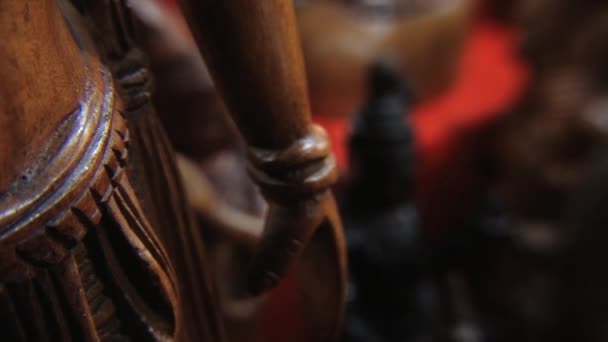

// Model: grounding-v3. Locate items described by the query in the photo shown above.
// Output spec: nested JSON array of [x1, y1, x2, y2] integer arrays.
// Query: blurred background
[[132, 0, 608, 341]]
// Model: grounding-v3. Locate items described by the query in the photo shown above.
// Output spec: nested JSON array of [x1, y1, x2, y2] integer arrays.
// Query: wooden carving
[[0, 0, 180, 340], [76, 1, 226, 340], [296, 0, 472, 117], [1, 0, 346, 341], [178, 0, 345, 286]]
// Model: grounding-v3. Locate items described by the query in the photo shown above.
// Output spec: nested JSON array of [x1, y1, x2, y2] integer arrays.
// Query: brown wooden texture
[[0, 1, 180, 340], [176, 0, 347, 339], [0, 0, 85, 192], [77, 0, 227, 340], [296, 0, 471, 117], [178, 0, 347, 306], [177, 1, 313, 149]]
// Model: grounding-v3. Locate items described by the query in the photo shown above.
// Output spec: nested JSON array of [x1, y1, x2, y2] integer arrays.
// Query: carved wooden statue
[[0, 0, 346, 341]]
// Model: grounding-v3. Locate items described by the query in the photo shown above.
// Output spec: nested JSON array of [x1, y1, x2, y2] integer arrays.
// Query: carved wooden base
[[0, 47, 177, 340]]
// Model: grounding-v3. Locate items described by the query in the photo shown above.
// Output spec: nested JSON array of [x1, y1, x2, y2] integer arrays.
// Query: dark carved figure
[[340, 61, 436, 342]]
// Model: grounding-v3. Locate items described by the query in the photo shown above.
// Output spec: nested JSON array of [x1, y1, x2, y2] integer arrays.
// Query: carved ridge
[[0, 55, 177, 342], [0, 56, 113, 280], [247, 124, 338, 202]]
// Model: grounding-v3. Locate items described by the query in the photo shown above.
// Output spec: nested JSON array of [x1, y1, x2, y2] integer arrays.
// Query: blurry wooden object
[[130, 0, 262, 216], [131, 0, 240, 160], [177, 1, 347, 340], [296, 0, 473, 117], [0, 1, 84, 193], [133, 0, 348, 340]]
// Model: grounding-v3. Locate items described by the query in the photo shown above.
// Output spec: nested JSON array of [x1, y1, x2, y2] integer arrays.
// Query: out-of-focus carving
[[296, 0, 472, 117]]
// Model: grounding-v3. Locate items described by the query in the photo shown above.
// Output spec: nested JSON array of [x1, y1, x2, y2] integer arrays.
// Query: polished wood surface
[[0, 0, 85, 192], [178, 1, 313, 149], [296, 0, 471, 117]]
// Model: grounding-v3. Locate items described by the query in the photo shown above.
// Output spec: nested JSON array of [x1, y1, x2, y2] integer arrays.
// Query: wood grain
[[178, 0, 346, 302], [1, 1, 187, 340]]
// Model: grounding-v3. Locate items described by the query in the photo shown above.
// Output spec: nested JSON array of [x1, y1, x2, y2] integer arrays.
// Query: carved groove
[[95, 11, 227, 336], [0, 284, 28, 341], [114, 52, 154, 112], [33, 271, 70, 341], [73, 243, 126, 340]]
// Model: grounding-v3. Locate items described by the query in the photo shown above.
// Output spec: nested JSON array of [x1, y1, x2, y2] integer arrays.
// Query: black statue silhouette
[[340, 60, 437, 342]]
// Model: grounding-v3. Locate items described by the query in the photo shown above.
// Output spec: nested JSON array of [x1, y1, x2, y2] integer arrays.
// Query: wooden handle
[[178, 0, 340, 295], [178, 0, 313, 148]]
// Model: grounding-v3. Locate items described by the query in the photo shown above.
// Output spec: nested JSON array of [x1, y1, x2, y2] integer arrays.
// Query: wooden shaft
[[177, 0, 313, 149], [178, 0, 339, 295]]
